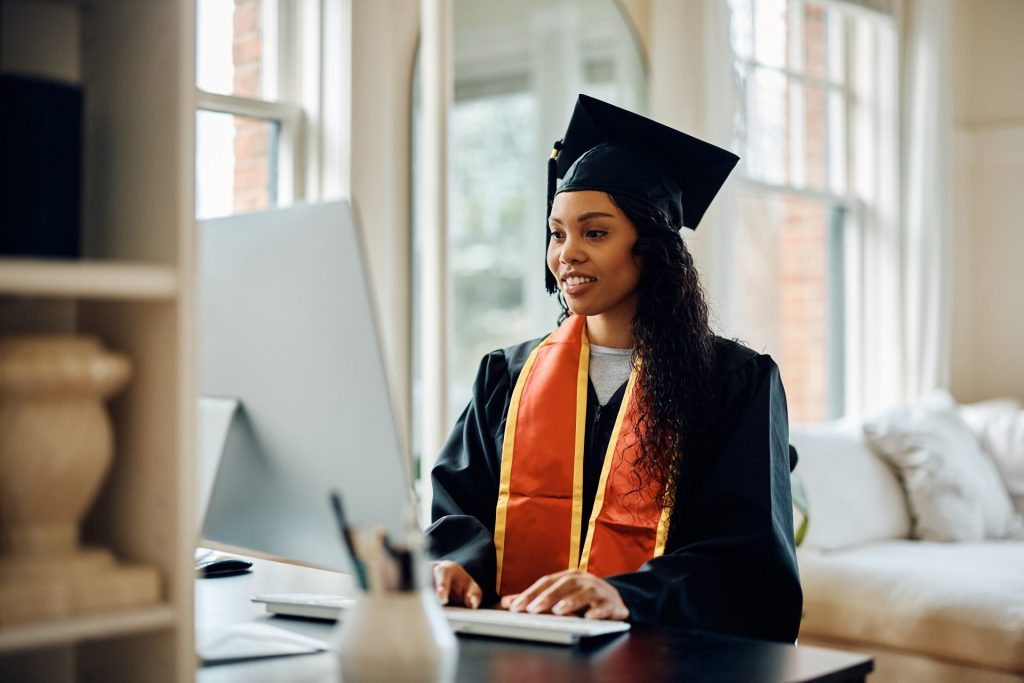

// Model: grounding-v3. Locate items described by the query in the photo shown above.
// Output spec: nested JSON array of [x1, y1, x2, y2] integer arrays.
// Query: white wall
[[644, 0, 733, 321], [950, 0, 1024, 402], [348, 0, 419, 438]]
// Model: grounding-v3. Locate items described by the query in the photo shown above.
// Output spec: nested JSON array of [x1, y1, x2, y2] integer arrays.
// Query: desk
[[196, 557, 872, 682]]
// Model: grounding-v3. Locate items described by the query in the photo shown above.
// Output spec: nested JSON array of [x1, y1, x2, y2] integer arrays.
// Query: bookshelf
[[0, 259, 179, 300], [0, 0, 196, 681], [0, 605, 177, 654]]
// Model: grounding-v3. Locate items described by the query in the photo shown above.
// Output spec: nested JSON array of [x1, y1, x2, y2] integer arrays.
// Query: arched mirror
[[412, 0, 648, 451]]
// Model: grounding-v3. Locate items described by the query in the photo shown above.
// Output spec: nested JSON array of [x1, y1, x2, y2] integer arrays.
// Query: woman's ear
[[631, 235, 645, 271]]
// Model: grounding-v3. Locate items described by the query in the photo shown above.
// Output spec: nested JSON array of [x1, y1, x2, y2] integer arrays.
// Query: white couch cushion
[[791, 421, 911, 550], [798, 541, 1024, 672], [864, 392, 1024, 541]]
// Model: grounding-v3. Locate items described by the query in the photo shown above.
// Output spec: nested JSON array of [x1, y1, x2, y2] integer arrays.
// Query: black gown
[[425, 335, 803, 644]]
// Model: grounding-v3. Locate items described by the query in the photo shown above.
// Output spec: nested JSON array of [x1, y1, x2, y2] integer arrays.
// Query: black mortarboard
[[545, 95, 739, 293]]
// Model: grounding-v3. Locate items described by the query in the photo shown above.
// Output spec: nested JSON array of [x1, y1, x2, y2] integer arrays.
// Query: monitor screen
[[198, 201, 413, 571]]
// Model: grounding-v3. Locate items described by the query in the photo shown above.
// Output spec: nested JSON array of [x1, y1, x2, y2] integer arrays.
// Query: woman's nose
[[559, 235, 586, 264]]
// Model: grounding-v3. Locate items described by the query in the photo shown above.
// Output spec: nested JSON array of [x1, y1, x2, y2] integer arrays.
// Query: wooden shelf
[[0, 604, 177, 654], [1, 0, 195, 678], [0, 259, 179, 300]]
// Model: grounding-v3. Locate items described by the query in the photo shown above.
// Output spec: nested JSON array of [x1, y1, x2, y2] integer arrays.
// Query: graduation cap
[[545, 95, 739, 293]]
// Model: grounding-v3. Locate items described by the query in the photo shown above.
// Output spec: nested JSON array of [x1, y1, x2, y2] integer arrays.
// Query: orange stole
[[493, 315, 671, 596]]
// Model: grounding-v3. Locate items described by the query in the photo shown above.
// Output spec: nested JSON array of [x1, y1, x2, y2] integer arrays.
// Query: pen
[[329, 490, 368, 590]]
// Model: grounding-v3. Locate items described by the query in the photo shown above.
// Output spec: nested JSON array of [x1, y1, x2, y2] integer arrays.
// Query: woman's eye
[[586, 230, 608, 239], [550, 230, 565, 239]]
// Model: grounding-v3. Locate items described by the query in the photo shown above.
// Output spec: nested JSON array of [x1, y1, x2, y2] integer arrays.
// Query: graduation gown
[[426, 335, 803, 643]]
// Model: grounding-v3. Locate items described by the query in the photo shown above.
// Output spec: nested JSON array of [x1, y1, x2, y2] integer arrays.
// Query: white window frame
[[733, 0, 851, 197], [195, 0, 339, 211], [729, 0, 875, 420], [195, 91, 304, 205]]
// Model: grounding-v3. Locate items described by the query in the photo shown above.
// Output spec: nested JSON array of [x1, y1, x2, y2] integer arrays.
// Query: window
[[412, 0, 648, 440], [725, 0, 894, 424], [446, 91, 539, 413], [195, 0, 313, 219]]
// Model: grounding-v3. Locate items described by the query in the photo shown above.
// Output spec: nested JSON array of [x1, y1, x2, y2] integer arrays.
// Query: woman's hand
[[499, 570, 629, 621], [431, 560, 482, 609]]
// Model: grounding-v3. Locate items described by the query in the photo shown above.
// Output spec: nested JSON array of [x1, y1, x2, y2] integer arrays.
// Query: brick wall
[[803, 5, 828, 189], [232, 0, 271, 213], [732, 191, 828, 426], [777, 200, 828, 424]]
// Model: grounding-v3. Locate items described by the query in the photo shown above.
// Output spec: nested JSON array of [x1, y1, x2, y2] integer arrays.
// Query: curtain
[[847, 0, 954, 416], [898, 0, 954, 399]]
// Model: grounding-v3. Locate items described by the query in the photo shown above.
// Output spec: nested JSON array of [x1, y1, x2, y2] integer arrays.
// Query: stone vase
[[0, 336, 160, 625]]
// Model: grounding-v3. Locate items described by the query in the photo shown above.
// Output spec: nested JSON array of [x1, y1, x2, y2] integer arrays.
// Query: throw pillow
[[961, 401, 1024, 516], [863, 391, 1024, 542]]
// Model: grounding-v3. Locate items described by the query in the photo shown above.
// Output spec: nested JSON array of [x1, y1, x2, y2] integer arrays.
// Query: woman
[[426, 95, 802, 643]]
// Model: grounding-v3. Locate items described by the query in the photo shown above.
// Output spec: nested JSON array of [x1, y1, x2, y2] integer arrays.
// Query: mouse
[[195, 550, 253, 578]]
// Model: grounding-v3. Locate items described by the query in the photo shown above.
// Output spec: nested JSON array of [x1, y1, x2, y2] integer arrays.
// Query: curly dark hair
[[554, 193, 718, 511]]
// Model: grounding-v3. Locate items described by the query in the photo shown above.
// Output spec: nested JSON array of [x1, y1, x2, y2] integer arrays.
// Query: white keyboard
[[252, 593, 630, 645]]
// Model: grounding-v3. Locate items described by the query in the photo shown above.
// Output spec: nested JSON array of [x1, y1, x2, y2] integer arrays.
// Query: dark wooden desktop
[[196, 556, 872, 683], [453, 627, 872, 682]]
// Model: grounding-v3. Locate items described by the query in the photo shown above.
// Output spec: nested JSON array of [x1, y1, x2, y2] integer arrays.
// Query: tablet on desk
[[196, 622, 326, 665], [252, 593, 630, 646]]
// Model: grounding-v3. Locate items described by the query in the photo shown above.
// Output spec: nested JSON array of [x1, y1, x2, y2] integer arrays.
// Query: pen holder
[[332, 587, 457, 683]]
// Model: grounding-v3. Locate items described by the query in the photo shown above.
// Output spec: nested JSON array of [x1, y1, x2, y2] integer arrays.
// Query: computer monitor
[[198, 201, 413, 572]]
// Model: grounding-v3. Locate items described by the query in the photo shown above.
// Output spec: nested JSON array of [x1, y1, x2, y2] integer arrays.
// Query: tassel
[[546, 140, 562, 218], [545, 140, 563, 294]]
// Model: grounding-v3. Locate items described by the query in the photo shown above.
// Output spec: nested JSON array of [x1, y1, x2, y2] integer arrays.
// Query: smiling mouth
[[561, 275, 597, 295], [562, 275, 597, 287]]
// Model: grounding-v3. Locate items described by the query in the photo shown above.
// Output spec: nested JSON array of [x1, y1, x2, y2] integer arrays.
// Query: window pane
[[729, 0, 754, 62], [828, 88, 847, 194], [731, 192, 835, 424], [754, 0, 788, 69], [800, 81, 829, 190], [196, 110, 280, 219], [446, 93, 537, 420], [196, 0, 274, 99], [746, 66, 788, 184], [803, 3, 828, 80], [743, 69, 840, 191], [827, 7, 846, 84]]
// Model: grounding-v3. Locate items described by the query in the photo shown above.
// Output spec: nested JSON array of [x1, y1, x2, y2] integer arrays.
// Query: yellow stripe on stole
[[493, 335, 550, 590], [567, 327, 590, 570], [654, 505, 672, 557], [578, 363, 640, 573], [651, 355, 672, 556]]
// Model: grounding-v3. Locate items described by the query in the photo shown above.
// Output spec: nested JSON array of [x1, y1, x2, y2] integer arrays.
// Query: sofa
[[791, 397, 1024, 683]]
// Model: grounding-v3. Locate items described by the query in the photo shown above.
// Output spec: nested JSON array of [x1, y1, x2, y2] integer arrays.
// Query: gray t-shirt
[[589, 343, 634, 406]]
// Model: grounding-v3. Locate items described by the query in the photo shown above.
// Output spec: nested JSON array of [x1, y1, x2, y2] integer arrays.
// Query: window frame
[[195, 0, 329, 214], [729, 0, 864, 421], [195, 90, 304, 206]]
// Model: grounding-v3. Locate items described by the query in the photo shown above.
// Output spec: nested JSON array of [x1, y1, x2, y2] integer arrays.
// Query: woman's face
[[546, 190, 642, 320]]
